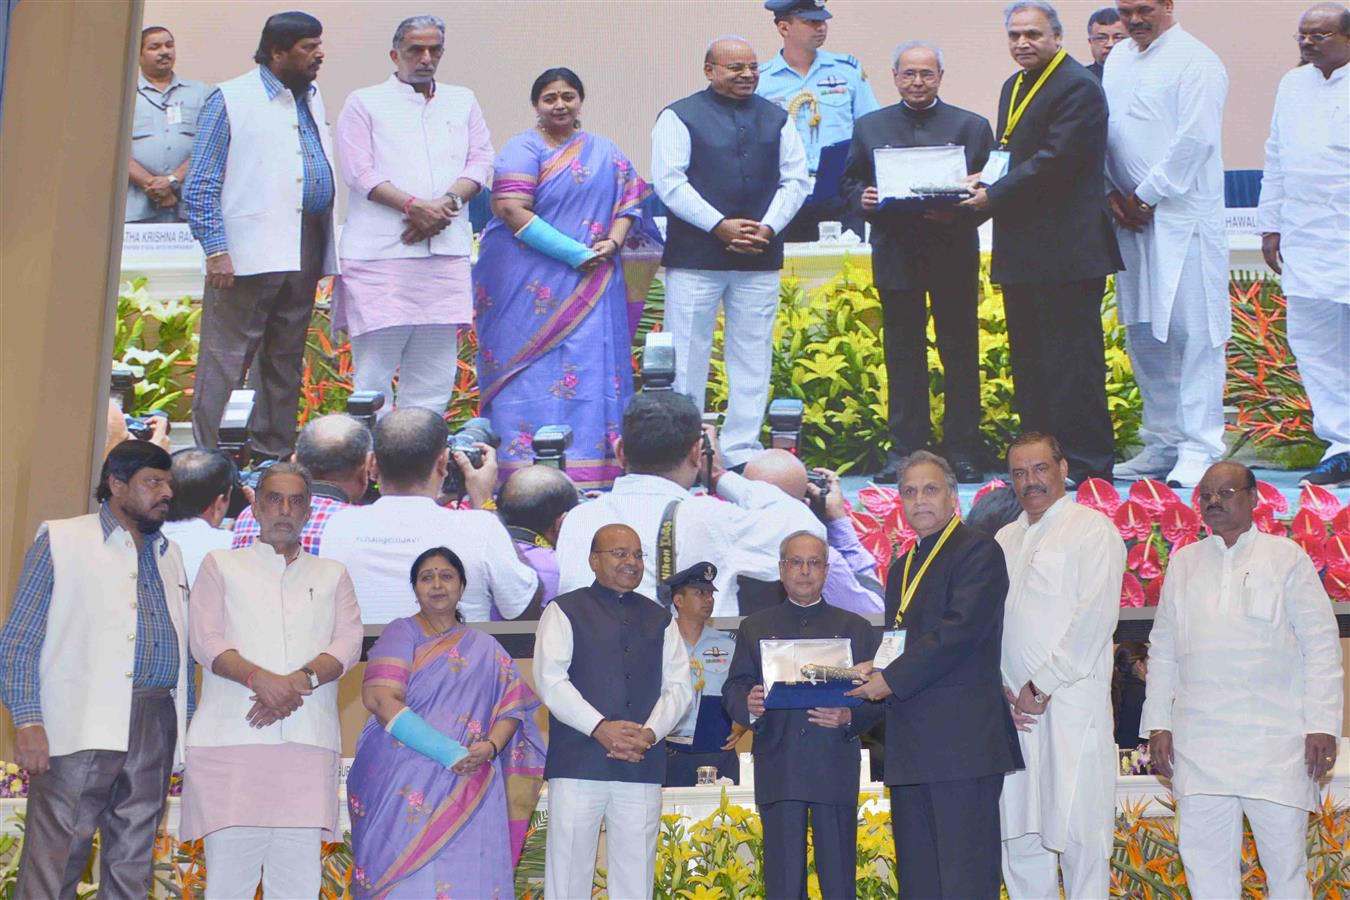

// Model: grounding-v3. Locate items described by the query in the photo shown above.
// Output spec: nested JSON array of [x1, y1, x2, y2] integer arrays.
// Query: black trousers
[[760, 799, 857, 899], [1002, 278, 1115, 482], [879, 275, 981, 460], [890, 773, 1004, 899]]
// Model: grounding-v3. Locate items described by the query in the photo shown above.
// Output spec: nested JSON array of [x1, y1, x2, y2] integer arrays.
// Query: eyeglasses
[[593, 548, 645, 561], [896, 69, 940, 83], [714, 62, 759, 74], [1296, 32, 1342, 44], [1089, 34, 1128, 44], [781, 557, 826, 571], [1197, 487, 1251, 505]]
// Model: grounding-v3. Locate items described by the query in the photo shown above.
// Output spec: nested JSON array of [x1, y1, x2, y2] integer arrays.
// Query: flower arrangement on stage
[[848, 477, 1350, 604]]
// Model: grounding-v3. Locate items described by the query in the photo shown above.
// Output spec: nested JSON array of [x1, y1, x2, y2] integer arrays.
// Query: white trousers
[[1177, 794, 1311, 900], [350, 324, 460, 416], [1002, 821, 1109, 899], [202, 826, 322, 899], [1125, 236, 1227, 463], [544, 777, 661, 900], [1288, 296, 1350, 458], [664, 268, 780, 467]]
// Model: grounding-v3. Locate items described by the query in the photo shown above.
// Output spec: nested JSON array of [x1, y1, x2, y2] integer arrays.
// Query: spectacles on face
[[781, 557, 825, 571], [1296, 31, 1342, 44], [1197, 486, 1251, 505], [896, 69, 940, 83], [1089, 33, 1127, 44], [593, 548, 645, 561], [714, 62, 759, 74]]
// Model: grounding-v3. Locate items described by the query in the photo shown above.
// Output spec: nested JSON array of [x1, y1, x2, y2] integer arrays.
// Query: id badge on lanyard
[[166, 102, 183, 126], [981, 150, 1010, 185], [873, 629, 906, 670]]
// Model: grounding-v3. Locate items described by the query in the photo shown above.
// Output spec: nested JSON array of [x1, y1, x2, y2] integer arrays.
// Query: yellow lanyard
[[999, 48, 1067, 148], [896, 515, 960, 626]]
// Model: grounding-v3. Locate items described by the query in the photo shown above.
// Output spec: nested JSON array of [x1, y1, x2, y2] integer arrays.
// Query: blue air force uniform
[[757, 49, 879, 174]]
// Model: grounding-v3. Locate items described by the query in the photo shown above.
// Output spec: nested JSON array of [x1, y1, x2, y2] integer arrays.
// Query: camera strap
[[654, 499, 680, 608]]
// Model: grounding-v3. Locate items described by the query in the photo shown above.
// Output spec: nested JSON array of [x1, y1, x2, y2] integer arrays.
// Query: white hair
[[392, 15, 445, 50], [1004, 0, 1063, 36], [891, 40, 945, 72]]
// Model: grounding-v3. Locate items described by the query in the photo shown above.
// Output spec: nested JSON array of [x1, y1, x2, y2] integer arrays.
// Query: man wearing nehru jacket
[[535, 524, 692, 899], [652, 35, 809, 468]]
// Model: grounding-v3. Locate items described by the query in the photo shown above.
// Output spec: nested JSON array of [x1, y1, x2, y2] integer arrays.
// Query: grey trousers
[[191, 213, 327, 457], [15, 688, 176, 899]]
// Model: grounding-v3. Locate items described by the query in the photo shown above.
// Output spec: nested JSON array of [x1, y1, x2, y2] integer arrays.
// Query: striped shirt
[[231, 492, 349, 556], [0, 504, 190, 728], [184, 65, 335, 256]]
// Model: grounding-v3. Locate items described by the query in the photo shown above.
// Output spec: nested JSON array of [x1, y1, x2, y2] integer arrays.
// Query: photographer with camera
[[232, 413, 372, 555], [497, 465, 579, 611], [556, 391, 824, 615], [320, 408, 541, 623], [162, 448, 237, 584], [742, 449, 883, 614]]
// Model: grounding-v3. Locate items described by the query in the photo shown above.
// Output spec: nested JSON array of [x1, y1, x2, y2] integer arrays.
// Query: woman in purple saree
[[474, 67, 660, 489], [347, 547, 545, 898]]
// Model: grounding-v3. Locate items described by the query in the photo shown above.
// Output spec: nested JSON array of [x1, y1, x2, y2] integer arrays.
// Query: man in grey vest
[[535, 524, 692, 899], [651, 36, 809, 468]]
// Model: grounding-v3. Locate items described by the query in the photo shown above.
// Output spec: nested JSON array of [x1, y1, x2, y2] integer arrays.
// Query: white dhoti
[[1177, 794, 1311, 900], [1123, 233, 1227, 464], [1287, 296, 1350, 458], [202, 826, 322, 900], [664, 268, 780, 467], [544, 777, 661, 900], [350, 324, 461, 416]]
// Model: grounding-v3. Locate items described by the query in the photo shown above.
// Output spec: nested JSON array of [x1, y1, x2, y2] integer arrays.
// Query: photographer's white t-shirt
[[319, 496, 539, 623]]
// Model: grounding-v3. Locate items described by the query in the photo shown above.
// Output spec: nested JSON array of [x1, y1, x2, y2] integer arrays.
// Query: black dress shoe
[[952, 456, 982, 484]]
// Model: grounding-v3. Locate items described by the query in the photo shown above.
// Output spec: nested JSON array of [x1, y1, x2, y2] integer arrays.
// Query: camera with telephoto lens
[[767, 397, 806, 451], [217, 389, 257, 469], [443, 417, 500, 498], [532, 425, 573, 470], [345, 390, 385, 431], [806, 470, 830, 519], [639, 332, 676, 392]]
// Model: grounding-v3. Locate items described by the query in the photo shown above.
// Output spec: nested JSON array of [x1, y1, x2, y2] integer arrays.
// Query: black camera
[[806, 470, 830, 519], [110, 367, 138, 412], [345, 390, 385, 431], [443, 417, 500, 498], [532, 425, 573, 470], [767, 397, 806, 451], [639, 332, 676, 392], [125, 410, 169, 441], [218, 389, 257, 468]]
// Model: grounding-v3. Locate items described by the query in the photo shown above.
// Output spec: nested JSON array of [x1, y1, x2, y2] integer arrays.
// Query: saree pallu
[[347, 618, 546, 899], [473, 130, 661, 490]]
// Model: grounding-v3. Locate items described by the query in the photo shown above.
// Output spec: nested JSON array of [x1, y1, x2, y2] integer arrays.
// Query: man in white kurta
[[1104, 2, 1229, 488], [1141, 461, 1343, 900], [1258, 3, 1350, 488], [996, 434, 1124, 899]]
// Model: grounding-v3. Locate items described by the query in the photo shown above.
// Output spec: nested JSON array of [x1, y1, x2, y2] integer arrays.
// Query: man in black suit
[[723, 531, 880, 899], [1085, 6, 1128, 80], [849, 451, 1022, 898], [841, 41, 994, 484], [959, 0, 1122, 485]]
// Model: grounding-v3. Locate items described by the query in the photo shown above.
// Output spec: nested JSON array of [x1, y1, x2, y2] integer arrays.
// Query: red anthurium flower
[[1127, 540, 1163, 579], [851, 510, 894, 575], [1128, 479, 1180, 519], [1113, 500, 1153, 541], [1076, 478, 1122, 516], [858, 484, 910, 537], [1298, 483, 1343, 522], [1144, 576, 1164, 607], [1324, 534, 1350, 570], [1291, 508, 1327, 542], [1332, 506, 1350, 536], [1293, 533, 1327, 571], [1323, 566, 1350, 602], [1158, 502, 1200, 544], [1120, 573, 1145, 608], [1253, 505, 1287, 537], [972, 479, 1008, 507], [1170, 531, 1199, 553], [1254, 481, 1289, 515]]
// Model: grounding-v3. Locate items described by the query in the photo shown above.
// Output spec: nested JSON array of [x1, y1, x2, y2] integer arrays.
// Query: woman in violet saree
[[347, 547, 545, 898], [474, 67, 661, 489]]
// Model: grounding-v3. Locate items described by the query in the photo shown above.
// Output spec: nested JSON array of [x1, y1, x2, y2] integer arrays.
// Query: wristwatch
[[167, 174, 180, 192], [446, 191, 464, 213], [1029, 681, 1049, 705], [301, 666, 319, 690]]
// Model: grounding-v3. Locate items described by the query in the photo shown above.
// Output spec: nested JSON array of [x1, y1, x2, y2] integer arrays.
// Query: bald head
[[295, 414, 372, 479], [704, 35, 753, 65], [499, 465, 578, 543], [590, 523, 640, 553], [743, 449, 809, 501], [589, 523, 644, 592], [704, 35, 759, 99]]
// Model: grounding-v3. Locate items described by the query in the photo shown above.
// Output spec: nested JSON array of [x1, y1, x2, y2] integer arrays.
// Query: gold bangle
[[206, 251, 229, 260]]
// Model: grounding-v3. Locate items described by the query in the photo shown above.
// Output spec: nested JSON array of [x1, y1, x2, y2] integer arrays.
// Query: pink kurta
[[181, 552, 365, 840]]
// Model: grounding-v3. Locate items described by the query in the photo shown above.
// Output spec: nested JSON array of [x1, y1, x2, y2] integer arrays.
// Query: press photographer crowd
[[3, 0, 1348, 896]]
